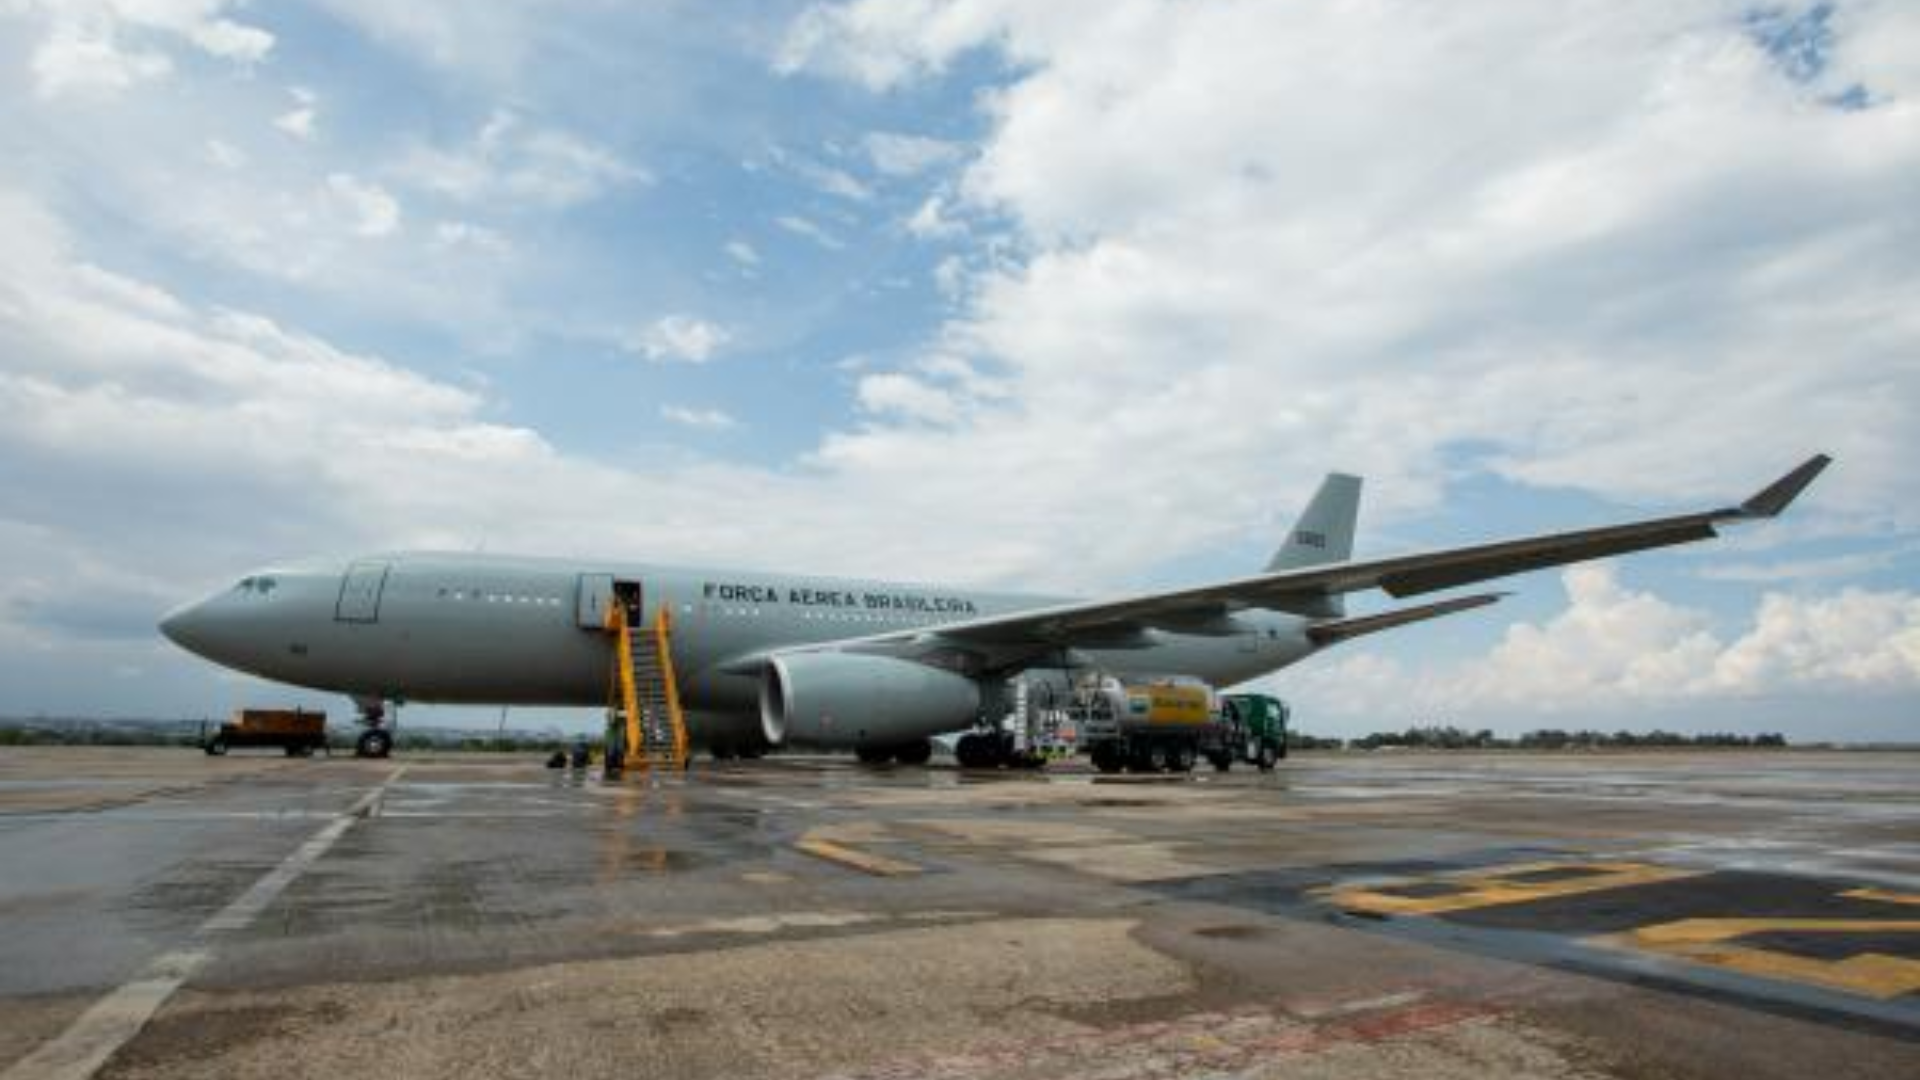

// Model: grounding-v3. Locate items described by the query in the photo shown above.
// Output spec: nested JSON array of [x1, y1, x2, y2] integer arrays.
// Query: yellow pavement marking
[[795, 830, 922, 877], [1595, 917, 1920, 1000], [1318, 861, 1698, 916], [1842, 886, 1920, 907]]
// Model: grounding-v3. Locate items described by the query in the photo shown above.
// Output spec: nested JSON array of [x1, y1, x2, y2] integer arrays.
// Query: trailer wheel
[[1170, 742, 1196, 773], [205, 737, 228, 756], [1208, 750, 1232, 772]]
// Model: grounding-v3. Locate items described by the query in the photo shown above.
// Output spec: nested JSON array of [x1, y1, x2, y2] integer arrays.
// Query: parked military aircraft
[[160, 455, 1829, 760]]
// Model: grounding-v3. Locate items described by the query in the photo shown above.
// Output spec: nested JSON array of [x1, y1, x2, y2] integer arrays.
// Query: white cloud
[[629, 315, 731, 364], [274, 87, 318, 140], [1700, 543, 1920, 584], [1282, 564, 1920, 721], [30, 21, 173, 98], [865, 131, 962, 176], [775, 214, 845, 250], [856, 372, 960, 425], [325, 174, 401, 238], [776, 0, 1025, 90], [430, 220, 510, 256], [906, 194, 963, 239], [798, 160, 872, 201], [724, 239, 761, 267], [660, 404, 738, 431], [772, 0, 1920, 552], [204, 139, 246, 170], [397, 110, 648, 209], [18, 0, 273, 98]]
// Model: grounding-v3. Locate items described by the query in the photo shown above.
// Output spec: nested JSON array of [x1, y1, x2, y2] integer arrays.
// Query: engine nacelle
[[760, 653, 982, 748]]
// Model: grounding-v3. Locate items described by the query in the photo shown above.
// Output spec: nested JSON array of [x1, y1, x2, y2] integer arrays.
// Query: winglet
[[1737, 454, 1832, 518]]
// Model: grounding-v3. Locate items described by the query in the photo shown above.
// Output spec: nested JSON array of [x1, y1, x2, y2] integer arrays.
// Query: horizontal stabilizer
[[1306, 592, 1504, 647]]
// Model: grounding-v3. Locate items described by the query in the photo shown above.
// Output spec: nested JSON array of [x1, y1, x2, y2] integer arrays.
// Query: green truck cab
[[1213, 693, 1289, 772]]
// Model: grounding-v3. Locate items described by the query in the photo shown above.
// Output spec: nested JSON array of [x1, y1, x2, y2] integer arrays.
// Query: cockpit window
[[233, 576, 279, 595]]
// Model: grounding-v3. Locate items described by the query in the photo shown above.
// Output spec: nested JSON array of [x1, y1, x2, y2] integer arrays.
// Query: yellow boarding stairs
[[604, 600, 691, 772]]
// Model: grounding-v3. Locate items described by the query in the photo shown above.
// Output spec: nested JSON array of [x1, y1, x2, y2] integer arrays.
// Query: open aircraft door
[[576, 573, 616, 629]]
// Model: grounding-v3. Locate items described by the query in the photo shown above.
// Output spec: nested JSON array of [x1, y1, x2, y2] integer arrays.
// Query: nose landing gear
[[353, 697, 396, 759]]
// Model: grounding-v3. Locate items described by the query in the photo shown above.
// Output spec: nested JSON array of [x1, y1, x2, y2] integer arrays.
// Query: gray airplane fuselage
[[160, 552, 1315, 748]]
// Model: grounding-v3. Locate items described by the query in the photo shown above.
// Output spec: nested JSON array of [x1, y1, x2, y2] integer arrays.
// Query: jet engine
[[760, 653, 981, 748]]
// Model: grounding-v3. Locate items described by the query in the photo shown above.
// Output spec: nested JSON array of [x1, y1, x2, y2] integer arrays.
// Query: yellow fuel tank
[[1120, 683, 1215, 729]]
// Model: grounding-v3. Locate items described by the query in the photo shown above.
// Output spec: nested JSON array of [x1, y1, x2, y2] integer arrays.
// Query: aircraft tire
[[894, 739, 933, 767], [855, 745, 891, 765], [954, 733, 989, 769], [356, 729, 393, 759]]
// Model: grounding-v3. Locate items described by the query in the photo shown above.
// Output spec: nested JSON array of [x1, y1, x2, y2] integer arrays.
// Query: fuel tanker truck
[[946, 671, 1289, 772], [1070, 676, 1289, 774]]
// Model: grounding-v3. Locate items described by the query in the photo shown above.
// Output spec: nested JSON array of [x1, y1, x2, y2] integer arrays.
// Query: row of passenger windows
[[709, 605, 939, 625], [434, 587, 564, 607], [418, 589, 949, 624]]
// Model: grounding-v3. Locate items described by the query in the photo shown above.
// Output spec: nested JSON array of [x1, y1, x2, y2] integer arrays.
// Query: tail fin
[[1266, 472, 1362, 617]]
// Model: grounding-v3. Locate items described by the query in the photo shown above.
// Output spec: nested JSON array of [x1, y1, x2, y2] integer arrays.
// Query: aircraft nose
[[158, 597, 213, 655]]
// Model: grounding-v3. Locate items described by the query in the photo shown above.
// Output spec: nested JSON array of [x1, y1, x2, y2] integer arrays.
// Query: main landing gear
[[853, 739, 935, 767], [353, 697, 395, 759], [953, 731, 1045, 770]]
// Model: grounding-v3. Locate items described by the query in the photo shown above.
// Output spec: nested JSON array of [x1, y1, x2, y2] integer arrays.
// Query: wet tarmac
[[2, 746, 1918, 1079]]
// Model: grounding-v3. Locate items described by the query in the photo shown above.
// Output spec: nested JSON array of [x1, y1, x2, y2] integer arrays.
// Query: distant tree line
[[1335, 726, 1788, 750]]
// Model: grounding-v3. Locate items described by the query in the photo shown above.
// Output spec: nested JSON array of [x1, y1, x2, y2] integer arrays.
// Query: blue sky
[[0, 0, 1916, 740]]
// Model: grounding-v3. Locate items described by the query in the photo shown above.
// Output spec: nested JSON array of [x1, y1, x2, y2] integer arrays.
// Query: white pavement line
[[1, 768, 406, 1080]]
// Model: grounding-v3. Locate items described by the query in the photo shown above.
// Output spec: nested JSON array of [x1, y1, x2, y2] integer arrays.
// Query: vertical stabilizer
[[1266, 473, 1362, 616]]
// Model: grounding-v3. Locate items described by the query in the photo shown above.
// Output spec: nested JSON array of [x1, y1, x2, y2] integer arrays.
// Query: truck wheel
[[1256, 742, 1278, 771], [205, 737, 228, 756], [1090, 744, 1125, 774], [1171, 742, 1196, 773], [1146, 742, 1172, 773], [356, 730, 393, 759], [895, 739, 934, 767], [1208, 750, 1232, 772]]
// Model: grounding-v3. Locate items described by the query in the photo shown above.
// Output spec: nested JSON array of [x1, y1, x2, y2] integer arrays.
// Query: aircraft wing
[[748, 454, 1828, 668]]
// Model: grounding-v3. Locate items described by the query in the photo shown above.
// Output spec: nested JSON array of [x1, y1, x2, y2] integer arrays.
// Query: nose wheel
[[352, 698, 395, 759]]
